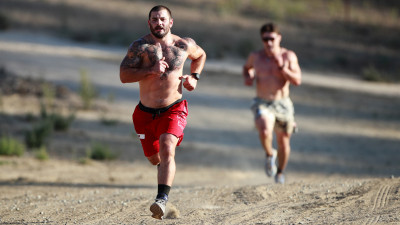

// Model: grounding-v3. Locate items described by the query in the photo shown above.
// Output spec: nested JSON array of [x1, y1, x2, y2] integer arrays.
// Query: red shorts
[[132, 99, 188, 157]]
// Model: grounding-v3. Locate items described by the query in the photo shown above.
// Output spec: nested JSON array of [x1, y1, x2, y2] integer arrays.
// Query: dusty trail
[[0, 31, 399, 224]]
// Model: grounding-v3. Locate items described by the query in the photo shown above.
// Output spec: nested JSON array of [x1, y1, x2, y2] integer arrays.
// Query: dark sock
[[277, 168, 283, 174], [156, 184, 171, 200]]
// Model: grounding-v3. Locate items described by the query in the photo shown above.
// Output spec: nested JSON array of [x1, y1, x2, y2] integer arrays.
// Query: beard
[[150, 25, 170, 39]]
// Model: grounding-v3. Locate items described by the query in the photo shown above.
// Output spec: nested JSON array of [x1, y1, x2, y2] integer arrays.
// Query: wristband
[[191, 73, 200, 80]]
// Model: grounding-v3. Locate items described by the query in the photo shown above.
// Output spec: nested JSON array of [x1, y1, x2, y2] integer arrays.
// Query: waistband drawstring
[[138, 99, 183, 120]]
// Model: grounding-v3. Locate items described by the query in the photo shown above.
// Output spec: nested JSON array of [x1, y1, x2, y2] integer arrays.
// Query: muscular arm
[[186, 38, 206, 74], [243, 53, 255, 86], [119, 39, 165, 83], [180, 38, 206, 91], [281, 51, 302, 86]]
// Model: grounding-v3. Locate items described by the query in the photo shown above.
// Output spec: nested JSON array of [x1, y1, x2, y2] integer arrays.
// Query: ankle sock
[[156, 184, 171, 200]]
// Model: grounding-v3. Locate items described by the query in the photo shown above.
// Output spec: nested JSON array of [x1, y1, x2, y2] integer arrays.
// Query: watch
[[191, 73, 200, 80]]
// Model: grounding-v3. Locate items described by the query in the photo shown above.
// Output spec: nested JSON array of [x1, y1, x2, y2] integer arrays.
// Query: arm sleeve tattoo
[[120, 39, 147, 68]]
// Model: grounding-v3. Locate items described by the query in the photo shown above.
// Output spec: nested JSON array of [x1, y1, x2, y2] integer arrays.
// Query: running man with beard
[[120, 5, 206, 220], [243, 23, 301, 184]]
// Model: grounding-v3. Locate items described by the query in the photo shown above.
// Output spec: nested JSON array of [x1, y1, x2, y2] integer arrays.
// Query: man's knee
[[159, 134, 178, 158], [256, 117, 274, 136], [147, 154, 161, 165], [159, 133, 178, 146], [259, 128, 273, 139]]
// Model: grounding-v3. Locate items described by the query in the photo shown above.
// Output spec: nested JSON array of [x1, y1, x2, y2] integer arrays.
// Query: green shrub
[[42, 83, 55, 109], [51, 113, 75, 131], [100, 92, 118, 126], [78, 157, 91, 165], [25, 119, 53, 148], [88, 143, 116, 161], [40, 102, 48, 119], [35, 146, 49, 161], [100, 118, 118, 126], [0, 160, 11, 166], [25, 103, 74, 149], [362, 65, 384, 82], [0, 136, 25, 156], [79, 69, 96, 110], [40, 104, 75, 131]]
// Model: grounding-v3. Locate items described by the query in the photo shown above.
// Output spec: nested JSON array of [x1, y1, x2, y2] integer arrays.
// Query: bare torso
[[250, 49, 291, 101], [120, 28, 205, 109], [138, 35, 189, 108]]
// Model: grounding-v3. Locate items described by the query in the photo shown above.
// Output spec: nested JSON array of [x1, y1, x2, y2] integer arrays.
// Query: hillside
[[0, 0, 399, 81], [0, 1, 400, 224]]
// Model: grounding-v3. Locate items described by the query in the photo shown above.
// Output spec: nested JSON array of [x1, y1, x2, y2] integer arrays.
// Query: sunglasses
[[262, 37, 275, 42]]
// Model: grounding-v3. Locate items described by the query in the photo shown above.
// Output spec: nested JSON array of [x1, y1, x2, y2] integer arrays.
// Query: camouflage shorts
[[251, 97, 295, 134]]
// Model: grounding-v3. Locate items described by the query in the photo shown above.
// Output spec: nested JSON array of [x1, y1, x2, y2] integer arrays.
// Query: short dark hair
[[148, 5, 172, 20], [260, 23, 280, 35]]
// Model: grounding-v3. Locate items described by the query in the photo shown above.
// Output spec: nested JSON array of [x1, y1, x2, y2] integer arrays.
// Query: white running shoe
[[265, 149, 277, 177], [150, 197, 167, 220], [275, 173, 285, 184]]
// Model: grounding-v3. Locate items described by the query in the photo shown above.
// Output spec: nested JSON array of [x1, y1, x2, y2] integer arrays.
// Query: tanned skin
[[120, 8, 206, 186], [243, 28, 301, 178]]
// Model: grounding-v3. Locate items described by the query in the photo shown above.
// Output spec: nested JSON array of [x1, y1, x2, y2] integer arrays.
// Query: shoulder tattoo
[[182, 37, 196, 45], [121, 39, 147, 68], [121, 38, 163, 68]]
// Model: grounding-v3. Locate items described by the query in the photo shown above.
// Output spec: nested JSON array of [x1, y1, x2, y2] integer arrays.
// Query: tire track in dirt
[[172, 185, 291, 224], [209, 186, 293, 224], [210, 200, 289, 224], [364, 185, 392, 225]]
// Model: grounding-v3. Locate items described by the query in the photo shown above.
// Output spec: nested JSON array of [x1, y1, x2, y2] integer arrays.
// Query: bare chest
[[253, 56, 289, 98], [253, 56, 282, 80], [143, 43, 188, 75], [162, 45, 188, 72]]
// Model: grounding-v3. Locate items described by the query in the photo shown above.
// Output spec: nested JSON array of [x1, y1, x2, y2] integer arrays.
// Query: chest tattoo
[[133, 38, 189, 80], [163, 46, 185, 72], [155, 42, 188, 80]]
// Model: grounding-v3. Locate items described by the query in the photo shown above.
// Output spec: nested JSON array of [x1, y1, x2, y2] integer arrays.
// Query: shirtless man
[[243, 23, 301, 184], [119, 5, 206, 219]]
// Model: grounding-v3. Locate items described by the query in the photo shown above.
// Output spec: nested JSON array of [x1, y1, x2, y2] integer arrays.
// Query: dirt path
[[1, 30, 400, 224]]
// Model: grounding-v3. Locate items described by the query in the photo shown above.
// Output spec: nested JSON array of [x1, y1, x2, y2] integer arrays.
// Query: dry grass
[[0, 0, 399, 81]]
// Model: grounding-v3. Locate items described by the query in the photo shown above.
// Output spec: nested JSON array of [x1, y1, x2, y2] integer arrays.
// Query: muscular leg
[[157, 133, 178, 186], [146, 133, 178, 186], [255, 113, 276, 157], [148, 133, 178, 219], [275, 129, 291, 173]]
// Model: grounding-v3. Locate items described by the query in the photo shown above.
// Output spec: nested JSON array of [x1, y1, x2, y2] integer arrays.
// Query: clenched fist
[[180, 74, 197, 91]]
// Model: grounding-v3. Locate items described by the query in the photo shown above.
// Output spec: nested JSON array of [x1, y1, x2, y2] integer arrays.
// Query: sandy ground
[[1, 30, 400, 224]]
